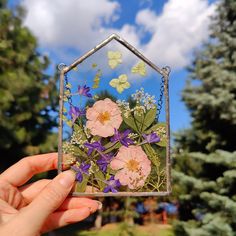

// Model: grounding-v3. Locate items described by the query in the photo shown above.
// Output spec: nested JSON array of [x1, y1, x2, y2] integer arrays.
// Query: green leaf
[[142, 144, 160, 168], [134, 111, 145, 132], [73, 123, 87, 140], [156, 138, 167, 147], [142, 107, 157, 131], [103, 141, 121, 154], [106, 167, 116, 176], [75, 175, 89, 192], [73, 146, 87, 158], [91, 135, 101, 142], [122, 114, 139, 132], [94, 171, 106, 190], [147, 123, 165, 132]]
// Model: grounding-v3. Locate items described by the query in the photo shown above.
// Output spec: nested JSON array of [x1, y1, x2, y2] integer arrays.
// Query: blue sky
[[10, 0, 217, 133]]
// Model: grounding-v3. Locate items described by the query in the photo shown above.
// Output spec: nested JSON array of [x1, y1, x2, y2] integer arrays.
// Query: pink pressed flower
[[110, 145, 151, 190], [86, 98, 123, 137]]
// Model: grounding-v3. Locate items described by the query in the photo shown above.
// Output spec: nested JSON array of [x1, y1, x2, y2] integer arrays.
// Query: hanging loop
[[58, 63, 67, 71]]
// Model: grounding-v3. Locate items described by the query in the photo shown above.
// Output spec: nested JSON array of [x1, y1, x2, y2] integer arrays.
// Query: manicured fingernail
[[59, 170, 75, 188], [95, 201, 103, 210]]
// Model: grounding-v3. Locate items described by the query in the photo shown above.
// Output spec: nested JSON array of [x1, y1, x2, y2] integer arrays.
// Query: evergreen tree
[[0, 0, 58, 170], [173, 0, 236, 235]]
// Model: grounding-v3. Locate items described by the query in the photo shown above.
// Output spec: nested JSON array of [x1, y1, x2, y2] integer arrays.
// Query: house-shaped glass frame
[[58, 34, 171, 197]]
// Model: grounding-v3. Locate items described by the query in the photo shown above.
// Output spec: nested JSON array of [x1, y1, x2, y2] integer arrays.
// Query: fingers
[[0, 180, 27, 209], [58, 197, 102, 211], [0, 153, 58, 187], [17, 170, 75, 232], [42, 199, 102, 232], [20, 181, 97, 204], [20, 181, 101, 212], [20, 179, 51, 203], [42, 207, 91, 233]]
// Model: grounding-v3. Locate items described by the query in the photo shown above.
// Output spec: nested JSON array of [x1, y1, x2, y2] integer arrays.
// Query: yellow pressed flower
[[131, 61, 147, 76], [107, 51, 122, 69], [109, 74, 130, 94]]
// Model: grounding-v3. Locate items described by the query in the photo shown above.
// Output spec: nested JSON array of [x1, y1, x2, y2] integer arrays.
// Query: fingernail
[[95, 201, 103, 210], [59, 170, 75, 188]]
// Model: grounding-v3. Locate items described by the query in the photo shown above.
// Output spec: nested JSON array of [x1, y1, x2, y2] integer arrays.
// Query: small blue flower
[[84, 140, 105, 155], [110, 129, 134, 147], [103, 176, 121, 193], [71, 162, 91, 182], [142, 132, 160, 144], [97, 153, 114, 172], [78, 85, 92, 98], [69, 105, 86, 123]]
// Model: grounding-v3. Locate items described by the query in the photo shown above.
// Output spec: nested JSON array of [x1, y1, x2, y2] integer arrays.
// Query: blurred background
[[0, 0, 235, 235]]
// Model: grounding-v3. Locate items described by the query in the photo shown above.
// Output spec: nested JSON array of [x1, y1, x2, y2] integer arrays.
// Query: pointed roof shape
[[60, 34, 170, 77]]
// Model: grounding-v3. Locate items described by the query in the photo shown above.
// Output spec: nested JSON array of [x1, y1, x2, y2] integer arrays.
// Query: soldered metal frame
[[58, 33, 171, 197]]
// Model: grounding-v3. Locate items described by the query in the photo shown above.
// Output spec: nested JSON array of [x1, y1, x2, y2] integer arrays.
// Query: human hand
[[0, 153, 102, 236]]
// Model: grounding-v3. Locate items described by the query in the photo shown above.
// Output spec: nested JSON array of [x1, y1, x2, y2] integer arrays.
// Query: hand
[[0, 153, 101, 236]]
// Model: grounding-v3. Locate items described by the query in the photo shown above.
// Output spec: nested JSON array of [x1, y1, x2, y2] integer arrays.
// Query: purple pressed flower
[[71, 162, 91, 182], [103, 176, 121, 193], [69, 105, 86, 123], [97, 153, 114, 172], [78, 85, 92, 98], [84, 140, 105, 155], [110, 129, 134, 147], [142, 132, 161, 144]]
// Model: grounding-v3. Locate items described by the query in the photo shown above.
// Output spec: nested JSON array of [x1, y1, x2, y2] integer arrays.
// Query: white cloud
[[136, 0, 217, 68], [22, 0, 120, 49], [22, 0, 217, 70]]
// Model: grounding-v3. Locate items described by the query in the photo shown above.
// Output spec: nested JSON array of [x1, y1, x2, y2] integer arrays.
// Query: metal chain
[[156, 75, 165, 121], [64, 72, 73, 106], [57, 63, 73, 107]]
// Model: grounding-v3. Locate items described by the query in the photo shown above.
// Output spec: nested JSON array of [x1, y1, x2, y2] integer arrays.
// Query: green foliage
[[142, 106, 157, 131], [175, 0, 236, 153], [53, 224, 174, 236], [0, 2, 58, 170], [173, 0, 236, 235]]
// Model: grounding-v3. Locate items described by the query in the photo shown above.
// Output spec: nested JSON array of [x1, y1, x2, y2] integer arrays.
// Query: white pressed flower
[[93, 95, 99, 100], [134, 105, 146, 116], [63, 154, 76, 166], [70, 130, 85, 146], [155, 126, 167, 139], [117, 99, 131, 118], [132, 88, 145, 102], [117, 99, 130, 109], [88, 161, 94, 174], [62, 142, 74, 154], [83, 125, 92, 139], [128, 133, 139, 139], [124, 110, 131, 118], [144, 94, 156, 110]]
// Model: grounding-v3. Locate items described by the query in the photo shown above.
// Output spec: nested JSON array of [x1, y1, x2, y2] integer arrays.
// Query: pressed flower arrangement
[[58, 34, 171, 196]]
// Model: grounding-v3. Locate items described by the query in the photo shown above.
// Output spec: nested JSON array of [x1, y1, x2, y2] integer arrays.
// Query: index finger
[[0, 153, 58, 187]]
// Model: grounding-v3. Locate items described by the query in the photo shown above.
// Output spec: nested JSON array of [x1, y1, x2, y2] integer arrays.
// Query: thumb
[[18, 170, 75, 232]]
